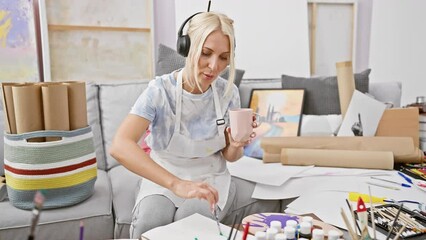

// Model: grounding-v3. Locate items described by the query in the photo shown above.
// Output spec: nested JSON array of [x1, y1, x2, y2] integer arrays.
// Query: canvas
[[244, 89, 305, 159], [337, 90, 386, 137], [0, 0, 39, 82]]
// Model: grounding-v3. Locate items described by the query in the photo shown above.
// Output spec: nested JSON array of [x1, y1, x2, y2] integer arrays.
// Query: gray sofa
[[0, 78, 402, 239]]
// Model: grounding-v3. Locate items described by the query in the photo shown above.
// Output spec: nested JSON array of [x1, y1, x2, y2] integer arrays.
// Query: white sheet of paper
[[337, 90, 386, 136], [142, 213, 254, 240], [295, 166, 392, 178], [251, 167, 392, 200], [227, 156, 313, 186], [252, 175, 368, 200]]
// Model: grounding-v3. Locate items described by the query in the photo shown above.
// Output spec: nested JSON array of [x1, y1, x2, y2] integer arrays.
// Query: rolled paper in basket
[[12, 84, 44, 142], [63, 81, 88, 130], [42, 84, 70, 141], [1, 83, 24, 134], [261, 136, 424, 163], [336, 61, 356, 118], [280, 148, 394, 170]]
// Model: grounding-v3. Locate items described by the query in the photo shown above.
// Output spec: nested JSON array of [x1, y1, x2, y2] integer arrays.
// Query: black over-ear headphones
[[176, 12, 202, 57], [177, 1, 212, 57]]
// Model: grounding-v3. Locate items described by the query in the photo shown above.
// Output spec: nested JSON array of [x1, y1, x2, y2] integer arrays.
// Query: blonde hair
[[183, 12, 236, 96]]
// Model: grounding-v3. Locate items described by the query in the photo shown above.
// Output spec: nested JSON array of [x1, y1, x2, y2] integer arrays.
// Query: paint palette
[[366, 204, 426, 239], [241, 212, 343, 237]]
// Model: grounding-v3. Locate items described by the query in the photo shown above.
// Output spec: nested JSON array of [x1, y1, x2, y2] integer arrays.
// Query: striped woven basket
[[3, 126, 97, 210]]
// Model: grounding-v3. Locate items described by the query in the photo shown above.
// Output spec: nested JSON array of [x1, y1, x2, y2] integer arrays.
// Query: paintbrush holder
[[359, 204, 426, 239]]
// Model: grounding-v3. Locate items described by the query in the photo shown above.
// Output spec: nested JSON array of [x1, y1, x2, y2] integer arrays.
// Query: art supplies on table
[[359, 204, 426, 240], [356, 197, 371, 239], [412, 179, 426, 192], [241, 212, 343, 238], [371, 176, 412, 188], [400, 163, 426, 181]]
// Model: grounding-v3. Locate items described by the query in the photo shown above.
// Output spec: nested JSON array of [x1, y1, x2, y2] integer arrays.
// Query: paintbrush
[[357, 197, 372, 240], [227, 213, 239, 240], [28, 191, 45, 240], [212, 204, 223, 236]]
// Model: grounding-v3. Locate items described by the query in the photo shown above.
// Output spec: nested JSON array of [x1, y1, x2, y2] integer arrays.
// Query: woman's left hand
[[226, 115, 259, 148]]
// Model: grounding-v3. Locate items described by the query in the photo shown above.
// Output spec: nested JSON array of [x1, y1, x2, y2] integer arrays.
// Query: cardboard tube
[[42, 84, 70, 141], [281, 148, 394, 170], [336, 61, 356, 118], [261, 136, 424, 163], [12, 84, 44, 142], [63, 81, 88, 130], [263, 152, 281, 163], [376, 108, 419, 147], [1, 83, 24, 133]]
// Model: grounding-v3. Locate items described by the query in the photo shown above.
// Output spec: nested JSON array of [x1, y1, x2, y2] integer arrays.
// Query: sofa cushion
[[156, 44, 245, 87], [281, 69, 371, 115], [300, 114, 342, 136], [369, 82, 402, 108], [238, 78, 282, 108], [0, 169, 114, 239], [86, 83, 107, 170], [108, 165, 141, 239], [99, 81, 150, 170]]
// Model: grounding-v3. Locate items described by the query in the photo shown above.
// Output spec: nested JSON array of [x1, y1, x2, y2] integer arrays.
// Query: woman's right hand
[[171, 179, 219, 211]]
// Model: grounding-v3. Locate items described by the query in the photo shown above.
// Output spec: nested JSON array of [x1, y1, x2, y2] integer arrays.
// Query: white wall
[[153, 0, 176, 63], [175, 0, 311, 79], [153, 1, 422, 105], [369, 0, 426, 106], [154, 0, 372, 74]]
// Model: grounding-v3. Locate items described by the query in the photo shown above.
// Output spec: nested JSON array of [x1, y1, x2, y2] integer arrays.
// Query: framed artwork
[[244, 89, 305, 159], [0, 0, 42, 82]]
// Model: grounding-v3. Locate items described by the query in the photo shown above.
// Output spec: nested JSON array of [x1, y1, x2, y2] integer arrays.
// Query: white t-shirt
[[130, 72, 240, 151]]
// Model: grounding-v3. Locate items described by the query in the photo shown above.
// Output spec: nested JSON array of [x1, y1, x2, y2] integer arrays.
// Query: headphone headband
[[176, 12, 203, 57], [177, 12, 202, 37]]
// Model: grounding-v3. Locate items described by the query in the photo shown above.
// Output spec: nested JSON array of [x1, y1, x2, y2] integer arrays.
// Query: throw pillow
[[156, 44, 245, 87], [281, 69, 371, 115]]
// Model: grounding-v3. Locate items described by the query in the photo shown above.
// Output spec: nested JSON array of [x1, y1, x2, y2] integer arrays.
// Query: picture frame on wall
[[244, 88, 305, 159], [0, 0, 43, 82]]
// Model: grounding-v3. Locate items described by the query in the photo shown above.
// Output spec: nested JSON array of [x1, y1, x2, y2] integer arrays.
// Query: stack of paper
[[142, 213, 254, 240]]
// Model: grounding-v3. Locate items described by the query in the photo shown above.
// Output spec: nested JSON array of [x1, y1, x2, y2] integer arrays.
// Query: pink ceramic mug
[[229, 108, 253, 141]]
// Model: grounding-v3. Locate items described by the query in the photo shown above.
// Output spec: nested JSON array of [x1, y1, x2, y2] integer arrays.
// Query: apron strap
[[211, 82, 225, 127], [174, 70, 184, 132]]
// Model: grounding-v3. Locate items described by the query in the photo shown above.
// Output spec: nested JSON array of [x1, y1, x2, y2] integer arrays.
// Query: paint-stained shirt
[[130, 71, 240, 151]]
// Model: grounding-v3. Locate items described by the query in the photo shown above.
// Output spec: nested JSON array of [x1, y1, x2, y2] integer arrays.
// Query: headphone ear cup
[[177, 35, 191, 57]]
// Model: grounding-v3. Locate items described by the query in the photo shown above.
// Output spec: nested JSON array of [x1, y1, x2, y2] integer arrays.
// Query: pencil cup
[[229, 108, 253, 142]]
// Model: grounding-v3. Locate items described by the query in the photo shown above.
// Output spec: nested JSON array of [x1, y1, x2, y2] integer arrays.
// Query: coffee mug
[[229, 108, 253, 141]]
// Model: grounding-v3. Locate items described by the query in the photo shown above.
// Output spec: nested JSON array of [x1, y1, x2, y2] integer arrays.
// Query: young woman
[[110, 12, 280, 237]]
